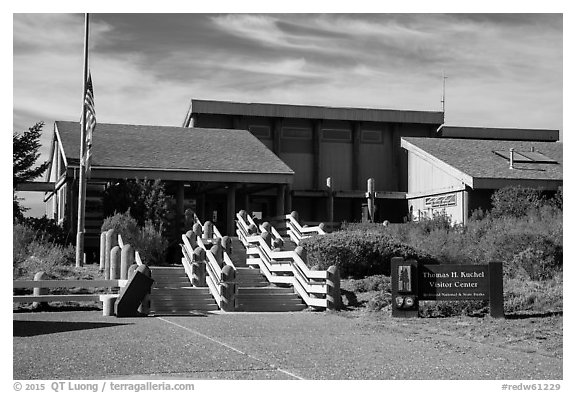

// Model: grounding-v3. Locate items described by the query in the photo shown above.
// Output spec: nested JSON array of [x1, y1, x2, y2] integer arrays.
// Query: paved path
[[13, 311, 562, 380]]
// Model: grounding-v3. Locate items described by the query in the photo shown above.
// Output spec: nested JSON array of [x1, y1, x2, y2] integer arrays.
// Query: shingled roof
[[55, 121, 294, 183], [401, 137, 562, 189]]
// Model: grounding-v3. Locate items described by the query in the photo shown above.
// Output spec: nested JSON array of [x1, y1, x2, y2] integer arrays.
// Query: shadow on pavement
[[13, 320, 132, 337]]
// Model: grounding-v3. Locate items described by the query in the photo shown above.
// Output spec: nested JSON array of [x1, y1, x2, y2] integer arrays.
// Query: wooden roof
[[55, 121, 294, 184]]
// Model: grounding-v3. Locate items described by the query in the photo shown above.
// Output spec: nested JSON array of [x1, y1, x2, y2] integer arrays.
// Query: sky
[[12, 13, 563, 217]]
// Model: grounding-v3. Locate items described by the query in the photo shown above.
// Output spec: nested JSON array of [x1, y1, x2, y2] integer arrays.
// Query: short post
[[185, 230, 197, 249], [184, 208, 195, 231], [247, 223, 258, 235], [222, 236, 232, 256], [102, 295, 116, 317], [261, 231, 272, 248], [488, 262, 505, 318], [104, 229, 117, 280], [220, 265, 236, 312], [32, 271, 49, 310], [326, 265, 341, 310], [192, 223, 203, 240], [110, 246, 121, 280], [203, 221, 214, 240], [210, 238, 224, 267], [192, 247, 207, 287], [294, 246, 306, 261], [120, 244, 135, 280], [99, 232, 107, 272], [261, 221, 271, 233], [290, 210, 299, 223]]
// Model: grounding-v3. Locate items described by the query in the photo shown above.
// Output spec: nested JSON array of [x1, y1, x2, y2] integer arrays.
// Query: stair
[[149, 266, 219, 315], [234, 266, 307, 312]]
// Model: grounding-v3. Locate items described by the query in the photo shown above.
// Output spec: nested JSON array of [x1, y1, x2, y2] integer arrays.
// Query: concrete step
[[229, 237, 248, 267], [235, 303, 307, 312], [237, 287, 295, 295]]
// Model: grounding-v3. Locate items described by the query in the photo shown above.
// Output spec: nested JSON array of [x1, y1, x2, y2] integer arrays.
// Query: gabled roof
[[55, 121, 294, 184], [185, 99, 445, 126], [438, 125, 559, 142], [401, 137, 562, 190]]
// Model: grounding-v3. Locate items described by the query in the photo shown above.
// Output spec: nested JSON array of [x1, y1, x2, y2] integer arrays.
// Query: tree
[[13, 122, 50, 220], [102, 178, 169, 229]]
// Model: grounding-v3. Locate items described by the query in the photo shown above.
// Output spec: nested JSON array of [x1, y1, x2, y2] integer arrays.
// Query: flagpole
[[76, 13, 90, 267]]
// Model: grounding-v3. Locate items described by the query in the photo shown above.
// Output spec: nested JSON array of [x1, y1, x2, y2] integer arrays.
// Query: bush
[[13, 222, 76, 279], [347, 275, 391, 293], [19, 216, 72, 246], [491, 186, 544, 218], [102, 178, 168, 229], [300, 230, 435, 278], [366, 291, 391, 311], [101, 212, 168, 265]]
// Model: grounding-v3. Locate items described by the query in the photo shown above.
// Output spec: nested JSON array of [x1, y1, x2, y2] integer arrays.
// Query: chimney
[[509, 148, 515, 169]]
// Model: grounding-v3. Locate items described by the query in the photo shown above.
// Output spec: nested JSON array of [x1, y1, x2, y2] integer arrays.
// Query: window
[[282, 127, 312, 139], [361, 129, 383, 143], [322, 128, 351, 142], [248, 125, 271, 139]]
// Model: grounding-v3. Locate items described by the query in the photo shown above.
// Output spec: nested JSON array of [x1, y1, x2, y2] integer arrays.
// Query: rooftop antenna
[[441, 71, 447, 114]]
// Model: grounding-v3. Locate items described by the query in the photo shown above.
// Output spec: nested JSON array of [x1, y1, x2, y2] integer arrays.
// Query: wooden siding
[[407, 150, 463, 195], [279, 153, 314, 190], [320, 141, 353, 190]]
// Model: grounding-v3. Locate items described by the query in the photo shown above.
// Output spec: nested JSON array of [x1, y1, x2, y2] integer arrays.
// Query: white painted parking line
[[157, 317, 305, 380]]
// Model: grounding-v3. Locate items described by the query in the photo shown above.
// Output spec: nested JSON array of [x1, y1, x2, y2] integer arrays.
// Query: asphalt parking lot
[[13, 310, 562, 380]]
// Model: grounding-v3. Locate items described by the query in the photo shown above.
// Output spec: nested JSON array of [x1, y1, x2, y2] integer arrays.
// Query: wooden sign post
[[391, 258, 504, 318]]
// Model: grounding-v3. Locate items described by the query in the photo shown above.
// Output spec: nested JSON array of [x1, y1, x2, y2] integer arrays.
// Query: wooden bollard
[[210, 238, 224, 267], [290, 211, 299, 222], [220, 265, 236, 312], [192, 247, 207, 287], [120, 244, 135, 280], [32, 271, 49, 310], [192, 223, 203, 240], [238, 210, 248, 221], [104, 229, 117, 280], [261, 231, 272, 248], [222, 236, 232, 255], [247, 223, 258, 235], [110, 246, 121, 280], [326, 265, 341, 310], [261, 221, 271, 233], [203, 221, 214, 239], [99, 232, 107, 272], [185, 230, 197, 249]]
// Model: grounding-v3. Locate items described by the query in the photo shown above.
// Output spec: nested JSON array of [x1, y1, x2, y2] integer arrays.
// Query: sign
[[391, 258, 504, 318], [419, 264, 489, 301], [425, 193, 457, 208]]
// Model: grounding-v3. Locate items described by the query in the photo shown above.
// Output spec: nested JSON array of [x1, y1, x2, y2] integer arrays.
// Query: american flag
[[83, 72, 96, 176]]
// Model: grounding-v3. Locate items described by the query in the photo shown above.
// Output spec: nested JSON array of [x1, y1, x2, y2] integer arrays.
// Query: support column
[[276, 184, 286, 216], [176, 181, 185, 235], [243, 186, 250, 212], [226, 183, 237, 236], [352, 122, 362, 190], [284, 184, 292, 213], [462, 188, 469, 226], [313, 120, 322, 190], [273, 118, 282, 155]]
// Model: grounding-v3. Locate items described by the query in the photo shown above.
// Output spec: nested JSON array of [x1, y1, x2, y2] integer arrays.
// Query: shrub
[[366, 291, 391, 311], [300, 230, 435, 278], [19, 216, 72, 246], [491, 186, 544, 218], [101, 212, 168, 265], [347, 275, 391, 293]]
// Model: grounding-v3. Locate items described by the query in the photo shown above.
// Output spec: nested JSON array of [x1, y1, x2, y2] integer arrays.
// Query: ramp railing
[[236, 211, 339, 310]]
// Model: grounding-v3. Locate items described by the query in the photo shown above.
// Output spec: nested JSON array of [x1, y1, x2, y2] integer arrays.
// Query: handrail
[[13, 279, 128, 289], [284, 213, 326, 245], [181, 234, 222, 305], [242, 233, 329, 308]]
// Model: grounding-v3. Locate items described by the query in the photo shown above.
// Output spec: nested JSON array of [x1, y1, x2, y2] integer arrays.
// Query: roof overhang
[[186, 99, 445, 126], [472, 178, 562, 190], [66, 165, 293, 185]]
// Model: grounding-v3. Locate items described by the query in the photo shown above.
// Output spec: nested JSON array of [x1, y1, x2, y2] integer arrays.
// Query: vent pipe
[[509, 148, 515, 169]]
